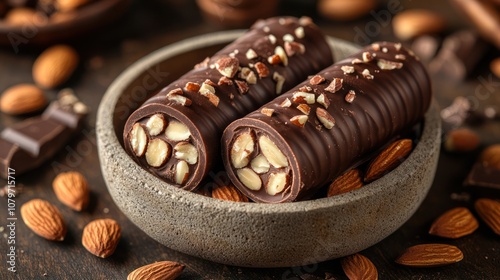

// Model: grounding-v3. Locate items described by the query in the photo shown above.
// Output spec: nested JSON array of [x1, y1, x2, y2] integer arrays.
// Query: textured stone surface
[[96, 32, 441, 268]]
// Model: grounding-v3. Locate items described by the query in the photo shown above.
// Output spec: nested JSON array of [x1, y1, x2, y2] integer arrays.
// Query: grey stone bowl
[[96, 31, 442, 268]]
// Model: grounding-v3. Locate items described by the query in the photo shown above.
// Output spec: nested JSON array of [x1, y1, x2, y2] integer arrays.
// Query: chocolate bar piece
[[123, 17, 333, 191], [222, 42, 432, 203], [0, 90, 88, 179], [464, 144, 500, 196]]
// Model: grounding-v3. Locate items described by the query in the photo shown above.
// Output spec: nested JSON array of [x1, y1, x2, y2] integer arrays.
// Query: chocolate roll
[[222, 42, 432, 203], [0, 90, 88, 179], [123, 17, 333, 191]]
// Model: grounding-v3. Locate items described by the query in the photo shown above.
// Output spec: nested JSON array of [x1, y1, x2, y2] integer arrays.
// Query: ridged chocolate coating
[[222, 42, 432, 203], [123, 17, 333, 190]]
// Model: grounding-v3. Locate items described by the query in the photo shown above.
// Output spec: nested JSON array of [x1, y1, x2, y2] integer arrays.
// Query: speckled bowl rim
[[98, 31, 440, 217]]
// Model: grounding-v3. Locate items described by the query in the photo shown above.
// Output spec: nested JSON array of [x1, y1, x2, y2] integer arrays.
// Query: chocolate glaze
[[222, 42, 432, 203], [0, 91, 88, 179], [123, 16, 333, 191]]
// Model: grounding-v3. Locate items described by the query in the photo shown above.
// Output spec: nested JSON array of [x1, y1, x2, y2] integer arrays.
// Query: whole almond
[[327, 169, 363, 197], [491, 57, 500, 78], [4, 8, 38, 26], [20, 199, 66, 241], [480, 144, 500, 170], [56, 0, 91, 12], [393, 9, 446, 40], [395, 244, 463, 267], [82, 219, 121, 258], [474, 198, 500, 235], [341, 253, 378, 280], [0, 84, 47, 115], [317, 0, 377, 21], [429, 207, 479, 238], [33, 45, 79, 89], [364, 139, 413, 183], [52, 171, 89, 211], [128, 261, 185, 280], [212, 184, 249, 202], [444, 128, 480, 153]]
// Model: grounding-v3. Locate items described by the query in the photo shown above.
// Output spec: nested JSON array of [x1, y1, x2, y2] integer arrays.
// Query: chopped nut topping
[[246, 48, 258, 60], [299, 16, 313, 26], [273, 72, 285, 94], [185, 82, 200, 92], [204, 92, 220, 106], [283, 34, 294, 42], [275, 46, 288, 66], [239, 67, 257, 84], [279, 18, 286, 25], [261, 107, 274, 117], [263, 26, 270, 33], [175, 161, 189, 185], [362, 52, 373, 62], [316, 93, 330, 109], [268, 34, 277, 44], [199, 81, 216, 97], [231, 131, 255, 169], [341, 65, 355, 74], [236, 80, 249, 94], [268, 54, 281, 65], [345, 90, 356, 103], [146, 114, 166, 136], [218, 76, 233, 86], [174, 142, 198, 165], [167, 94, 192, 106], [259, 135, 288, 168], [130, 123, 148, 157], [251, 154, 270, 174], [372, 43, 380, 51], [309, 75, 325, 85], [280, 98, 292, 108], [292, 92, 315, 104], [316, 107, 335, 129], [290, 115, 309, 127], [362, 69, 374, 79], [297, 104, 311, 115], [254, 62, 269, 78], [145, 139, 171, 168], [298, 85, 313, 92], [194, 57, 209, 69], [215, 57, 239, 78], [395, 43, 402, 51], [395, 54, 406, 60], [351, 58, 363, 64], [295, 26, 305, 38], [377, 59, 403, 70], [236, 168, 262, 191], [168, 87, 184, 96], [165, 121, 191, 141], [325, 78, 343, 93], [266, 172, 289, 195], [382, 47, 388, 53], [204, 79, 217, 87], [284, 41, 306, 57]]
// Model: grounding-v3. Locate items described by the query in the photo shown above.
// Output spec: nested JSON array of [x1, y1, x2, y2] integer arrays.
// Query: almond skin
[[474, 198, 500, 235], [53, 171, 90, 211], [364, 139, 413, 182], [395, 244, 463, 267], [444, 128, 480, 153], [393, 9, 446, 40], [480, 144, 500, 170], [20, 199, 66, 241], [429, 207, 479, 238], [33, 45, 79, 89], [127, 261, 185, 280], [327, 169, 363, 197], [341, 253, 378, 280], [0, 84, 47, 115], [212, 184, 249, 202], [82, 219, 121, 258]]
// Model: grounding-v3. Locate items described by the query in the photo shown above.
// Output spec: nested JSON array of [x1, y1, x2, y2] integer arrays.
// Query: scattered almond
[[341, 253, 378, 280], [491, 57, 500, 78], [4, 8, 39, 26], [0, 84, 47, 115], [82, 219, 121, 258], [127, 261, 185, 280], [474, 198, 500, 235], [212, 184, 249, 202], [20, 198, 66, 241], [317, 0, 377, 21], [33, 45, 79, 89], [444, 128, 480, 153], [364, 139, 413, 182], [56, 0, 91, 12], [395, 244, 463, 267], [392, 9, 447, 40], [327, 169, 363, 197], [480, 144, 500, 170], [429, 207, 479, 238], [52, 171, 90, 211]]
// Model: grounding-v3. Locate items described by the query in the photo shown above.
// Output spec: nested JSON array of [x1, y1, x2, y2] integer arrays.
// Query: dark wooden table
[[1, 0, 499, 279]]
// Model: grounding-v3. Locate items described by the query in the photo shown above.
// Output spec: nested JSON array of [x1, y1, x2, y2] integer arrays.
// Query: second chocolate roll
[[222, 42, 432, 203], [123, 17, 333, 191]]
